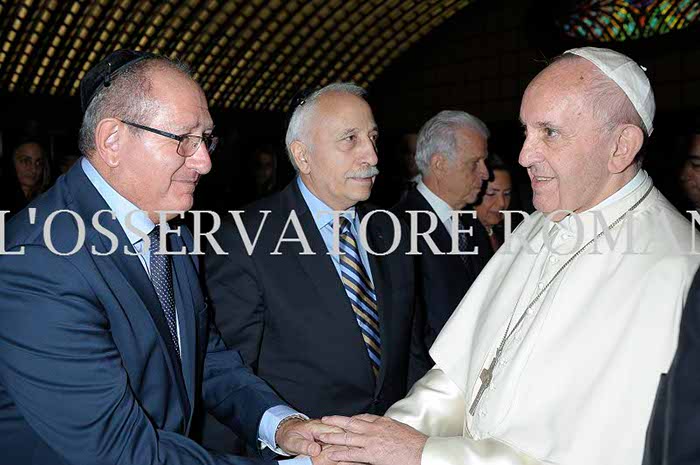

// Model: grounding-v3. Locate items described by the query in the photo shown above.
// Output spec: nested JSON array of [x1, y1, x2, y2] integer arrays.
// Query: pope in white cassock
[[317, 47, 700, 465]]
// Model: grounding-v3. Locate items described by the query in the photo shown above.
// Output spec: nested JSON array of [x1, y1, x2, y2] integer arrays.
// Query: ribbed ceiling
[[0, 0, 474, 111]]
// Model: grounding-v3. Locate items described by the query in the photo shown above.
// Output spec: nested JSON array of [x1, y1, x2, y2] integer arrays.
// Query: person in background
[[474, 153, 513, 252], [251, 144, 279, 200], [679, 128, 700, 211], [392, 110, 491, 378], [1, 141, 51, 217]]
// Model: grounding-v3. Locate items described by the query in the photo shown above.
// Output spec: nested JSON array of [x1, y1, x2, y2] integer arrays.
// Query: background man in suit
[[392, 110, 491, 367], [0, 50, 332, 465], [204, 83, 421, 437]]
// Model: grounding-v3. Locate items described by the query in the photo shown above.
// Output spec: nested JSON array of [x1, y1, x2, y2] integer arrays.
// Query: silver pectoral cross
[[469, 349, 501, 416]]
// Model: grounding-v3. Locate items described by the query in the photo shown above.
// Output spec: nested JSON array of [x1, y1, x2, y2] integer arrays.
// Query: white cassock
[[387, 170, 700, 465]]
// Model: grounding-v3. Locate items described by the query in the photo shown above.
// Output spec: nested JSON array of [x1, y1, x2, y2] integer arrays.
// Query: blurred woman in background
[[475, 154, 512, 253], [1, 141, 51, 218]]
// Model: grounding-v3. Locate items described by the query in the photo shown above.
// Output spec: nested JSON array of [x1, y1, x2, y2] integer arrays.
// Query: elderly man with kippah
[[318, 47, 700, 465], [0, 50, 338, 465]]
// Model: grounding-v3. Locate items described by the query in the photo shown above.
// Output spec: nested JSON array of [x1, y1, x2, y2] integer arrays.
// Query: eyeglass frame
[[118, 119, 218, 157]]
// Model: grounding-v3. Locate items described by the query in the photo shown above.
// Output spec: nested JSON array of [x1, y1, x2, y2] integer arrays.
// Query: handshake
[[276, 414, 429, 465]]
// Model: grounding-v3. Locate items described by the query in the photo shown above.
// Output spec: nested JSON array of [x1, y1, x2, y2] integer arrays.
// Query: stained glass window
[[558, 0, 700, 41]]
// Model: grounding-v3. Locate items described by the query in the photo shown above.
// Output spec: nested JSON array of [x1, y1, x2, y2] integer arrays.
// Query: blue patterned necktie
[[339, 217, 381, 379], [148, 225, 180, 358]]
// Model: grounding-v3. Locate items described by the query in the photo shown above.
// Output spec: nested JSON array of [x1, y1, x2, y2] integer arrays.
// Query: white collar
[[417, 180, 453, 223]]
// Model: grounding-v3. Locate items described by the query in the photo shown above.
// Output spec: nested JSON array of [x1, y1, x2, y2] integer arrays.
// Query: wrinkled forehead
[[521, 62, 595, 119], [313, 92, 375, 128]]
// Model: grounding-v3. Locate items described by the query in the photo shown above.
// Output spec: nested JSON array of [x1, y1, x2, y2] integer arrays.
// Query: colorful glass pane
[[558, 0, 700, 41]]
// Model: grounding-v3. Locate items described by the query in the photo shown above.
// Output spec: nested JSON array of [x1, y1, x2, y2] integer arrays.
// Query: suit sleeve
[[204, 220, 266, 369], [200, 303, 285, 449], [0, 246, 275, 465], [386, 368, 542, 465]]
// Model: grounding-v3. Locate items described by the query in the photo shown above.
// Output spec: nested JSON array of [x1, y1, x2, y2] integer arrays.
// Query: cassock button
[[549, 255, 559, 263], [537, 282, 545, 290], [479, 410, 487, 417]]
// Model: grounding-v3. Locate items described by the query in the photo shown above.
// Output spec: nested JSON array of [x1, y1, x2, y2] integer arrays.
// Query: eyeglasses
[[119, 119, 218, 157]]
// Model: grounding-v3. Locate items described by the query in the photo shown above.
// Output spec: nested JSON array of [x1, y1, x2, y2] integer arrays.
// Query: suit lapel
[[170, 231, 199, 430], [68, 165, 191, 424], [282, 182, 376, 388]]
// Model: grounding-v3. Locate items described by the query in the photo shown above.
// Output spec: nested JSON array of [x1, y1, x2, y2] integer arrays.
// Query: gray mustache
[[346, 166, 379, 179]]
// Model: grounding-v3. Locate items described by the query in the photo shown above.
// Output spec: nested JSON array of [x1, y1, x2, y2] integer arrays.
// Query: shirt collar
[[81, 157, 155, 245], [296, 176, 356, 230], [416, 180, 453, 223]]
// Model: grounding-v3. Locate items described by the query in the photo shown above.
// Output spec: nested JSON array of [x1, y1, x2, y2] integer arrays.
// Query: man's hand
[[276, 418, 344, 457], [309, 445, 353, 465], [319, 414, 428, 465]]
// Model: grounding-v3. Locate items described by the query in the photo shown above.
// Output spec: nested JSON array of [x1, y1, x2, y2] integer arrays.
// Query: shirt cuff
[[258, 405, 309, 456], [277, 457, 314, 465]]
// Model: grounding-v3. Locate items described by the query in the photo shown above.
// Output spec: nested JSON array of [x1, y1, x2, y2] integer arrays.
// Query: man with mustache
[[319, 48, 700, 465], [203, 83, 422, 459]]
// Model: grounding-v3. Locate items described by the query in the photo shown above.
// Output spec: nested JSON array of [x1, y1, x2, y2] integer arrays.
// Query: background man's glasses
[[119, 119, 218, 157]]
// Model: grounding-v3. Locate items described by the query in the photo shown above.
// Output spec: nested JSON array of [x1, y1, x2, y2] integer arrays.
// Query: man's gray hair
[[284, 82, 367, 171], [415, 110, 490, 175], [78, 57, 191, 157]]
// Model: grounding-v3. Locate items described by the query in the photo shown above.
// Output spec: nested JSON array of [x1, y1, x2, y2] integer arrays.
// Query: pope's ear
[[94, 118, 123, 168], [609, 124, 644, 174], [290, 140, 311, 174]]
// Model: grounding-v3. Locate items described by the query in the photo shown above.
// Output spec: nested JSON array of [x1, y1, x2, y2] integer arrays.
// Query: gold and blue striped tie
[[339, 217, 381, 379]]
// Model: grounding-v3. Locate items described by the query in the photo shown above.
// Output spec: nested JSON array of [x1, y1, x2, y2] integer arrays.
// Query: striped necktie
[[339, 216, 381, 379], [149, 225, 181, 359]]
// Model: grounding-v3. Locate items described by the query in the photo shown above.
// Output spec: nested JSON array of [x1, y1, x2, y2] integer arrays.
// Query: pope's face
[[116, 67, 213, 221], [518, 60, 617, 219], [302, 92, 379, 210]]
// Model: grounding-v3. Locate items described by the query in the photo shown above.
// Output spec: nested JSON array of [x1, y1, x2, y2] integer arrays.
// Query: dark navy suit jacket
[[204, 180, 421, 422], [644, 267, 700, 465], [392, 187, 492, 355], [0, 162, 282, 465]]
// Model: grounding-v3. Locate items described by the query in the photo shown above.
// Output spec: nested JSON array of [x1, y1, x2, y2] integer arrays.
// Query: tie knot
[[339, 216, 352, 234], [149, 225, 162, 253]]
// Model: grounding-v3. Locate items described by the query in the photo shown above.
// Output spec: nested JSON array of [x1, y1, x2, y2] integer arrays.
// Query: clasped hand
[[298, 414, 428, 465]]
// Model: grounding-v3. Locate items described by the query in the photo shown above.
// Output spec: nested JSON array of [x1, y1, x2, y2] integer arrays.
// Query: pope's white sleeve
[[387, 368, 545, 465]]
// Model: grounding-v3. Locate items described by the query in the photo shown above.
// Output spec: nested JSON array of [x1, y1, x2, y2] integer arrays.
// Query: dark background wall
[[368, 0, 700, 209], [1, 0, 699, 212]]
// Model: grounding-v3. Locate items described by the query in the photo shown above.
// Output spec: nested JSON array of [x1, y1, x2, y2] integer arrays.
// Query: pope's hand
[[319, 414, 428, 465], [309, 445, 354, 465], [275, 418, 344, 457]]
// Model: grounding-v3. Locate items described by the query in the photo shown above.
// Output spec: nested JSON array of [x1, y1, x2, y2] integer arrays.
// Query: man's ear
[[94, 118, 123, 168], [290, 140, 311, 174], [609, 124, 644, 174], [430, 153, 447, 176]]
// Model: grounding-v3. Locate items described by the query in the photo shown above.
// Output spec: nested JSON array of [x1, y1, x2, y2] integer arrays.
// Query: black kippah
[[80, 49, 157, 113]]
